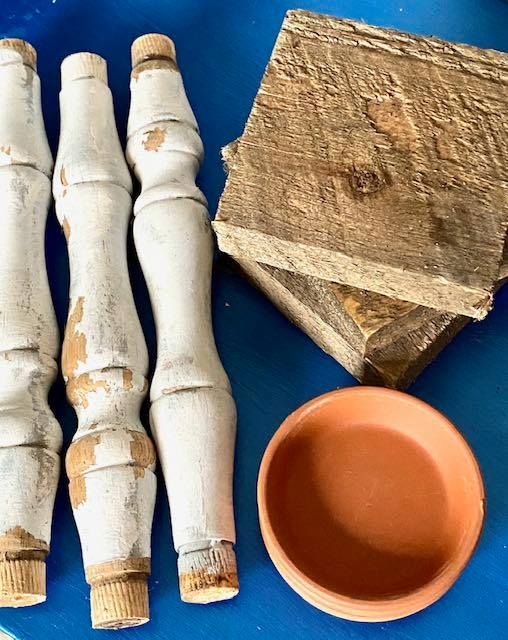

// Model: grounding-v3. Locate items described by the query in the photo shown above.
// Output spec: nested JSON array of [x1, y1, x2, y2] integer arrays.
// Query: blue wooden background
[[1, 1, 507, 638]]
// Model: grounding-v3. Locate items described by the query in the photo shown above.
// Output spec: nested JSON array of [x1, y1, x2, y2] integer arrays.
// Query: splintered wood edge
[[285, 10, 508, 80], [500, 245, 508, 281], [365, 313, 469, 388], [214, 222, 493, 320]]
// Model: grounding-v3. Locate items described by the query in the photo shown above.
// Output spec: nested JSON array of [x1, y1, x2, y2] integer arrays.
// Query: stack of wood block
[[214, 10, 508, 388]]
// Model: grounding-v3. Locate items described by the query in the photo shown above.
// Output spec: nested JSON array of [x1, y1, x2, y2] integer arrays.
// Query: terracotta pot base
[[258, 387, 485, 621]]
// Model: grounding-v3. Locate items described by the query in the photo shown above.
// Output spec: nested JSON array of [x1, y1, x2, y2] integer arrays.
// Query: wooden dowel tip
[[90, 576, 149, 629], [61, 52, 107, 85], [0, 558, 45, 608], [131, 33, 176, 69], [0, 38, 36, 70], [178, 543, 239, 604]]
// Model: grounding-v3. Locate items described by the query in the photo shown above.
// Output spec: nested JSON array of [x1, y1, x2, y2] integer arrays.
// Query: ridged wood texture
[[127, 34, 238, 604], [223, 141, 507, 388], [236, 245, 507, 388], [0, 39, 61, 607], [53, 53, 156, 629], [214, 10, 508, 319]]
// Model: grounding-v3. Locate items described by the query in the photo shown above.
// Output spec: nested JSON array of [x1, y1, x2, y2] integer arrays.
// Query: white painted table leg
[[53, 53, 156, 629], [127, 35, 238, 603], [0, 39, 61, 608]]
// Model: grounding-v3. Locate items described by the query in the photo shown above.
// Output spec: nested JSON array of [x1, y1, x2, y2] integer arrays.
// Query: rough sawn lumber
[[214, 10, 508, 319], [236, 257, 507, 388], [222, 141, 507, 388]]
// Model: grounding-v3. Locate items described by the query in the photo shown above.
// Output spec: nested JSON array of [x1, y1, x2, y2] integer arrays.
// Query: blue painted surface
[[1, 0, 507, 638]]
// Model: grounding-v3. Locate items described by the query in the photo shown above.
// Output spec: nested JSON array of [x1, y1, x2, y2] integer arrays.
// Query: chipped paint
[[122, 368, 133, 390], [0, 38, 61, 599], [62, 297, 87, 378], [66, 433, 101, 478], [0, 526, 48, 553], [52, 53, 156, 624], [69, 476, 87, 509], [62, 216, 71, 240], [66, 372, 110, 409], [131, 58, 178, 80], [142, 127, 165, 151], [130, 431, 156, 469], [126, 35, 237, 601]]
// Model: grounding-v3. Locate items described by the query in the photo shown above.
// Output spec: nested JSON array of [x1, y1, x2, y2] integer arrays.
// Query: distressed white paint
[[53, 54, 156, 572], [126, 42, 237, 578], [0, 42, 61, 558]]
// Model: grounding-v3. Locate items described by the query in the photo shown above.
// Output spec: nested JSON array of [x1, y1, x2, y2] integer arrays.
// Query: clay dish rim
[[257, 386, 485, 622]]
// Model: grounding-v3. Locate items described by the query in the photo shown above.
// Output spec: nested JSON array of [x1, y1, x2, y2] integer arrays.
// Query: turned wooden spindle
[[53, 53, 156, 629], [127, 34, 238, 603], [0, 39, 61, 608]]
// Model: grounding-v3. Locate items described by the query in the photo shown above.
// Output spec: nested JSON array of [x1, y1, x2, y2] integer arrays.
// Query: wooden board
[[222, 140, 507, 388], [235, 258, 467, 388], [214, 10, 508, 319], [236, 256, 508, 388]]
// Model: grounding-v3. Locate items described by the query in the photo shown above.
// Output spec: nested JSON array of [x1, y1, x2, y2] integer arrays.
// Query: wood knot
[[349, 166, 386, 195]]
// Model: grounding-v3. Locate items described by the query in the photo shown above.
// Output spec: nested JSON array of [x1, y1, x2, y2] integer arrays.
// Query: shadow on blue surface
[[0, 0, 507, 638]]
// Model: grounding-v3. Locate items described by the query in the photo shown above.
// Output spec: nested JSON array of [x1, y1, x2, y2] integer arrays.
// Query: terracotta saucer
[[258, 387, 485, 622]]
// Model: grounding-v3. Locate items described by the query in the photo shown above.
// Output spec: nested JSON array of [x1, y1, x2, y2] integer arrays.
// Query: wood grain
[[236, 244, 507, 388], [214, 10, 508, 319], [236, 245, 508, 389], [236, 258, 463, 388], [223, 140, 507, 388]]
